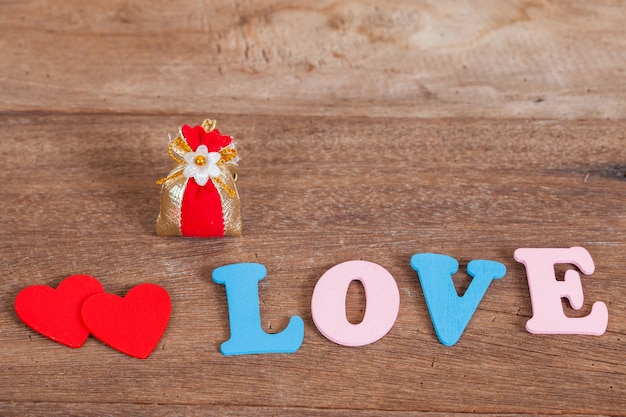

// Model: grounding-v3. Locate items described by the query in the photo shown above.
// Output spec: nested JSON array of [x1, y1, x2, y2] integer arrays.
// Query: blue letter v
[[410, 253, 506, 346]]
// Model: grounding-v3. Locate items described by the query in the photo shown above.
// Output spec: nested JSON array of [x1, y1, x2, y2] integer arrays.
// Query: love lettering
[[213, 247, 609, 355]]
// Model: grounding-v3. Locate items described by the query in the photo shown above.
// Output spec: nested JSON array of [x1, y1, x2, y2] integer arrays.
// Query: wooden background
[[1, 1, 625, 415]]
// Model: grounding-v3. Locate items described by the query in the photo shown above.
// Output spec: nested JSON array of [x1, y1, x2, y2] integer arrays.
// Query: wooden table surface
[[1, 1, 625, 415]]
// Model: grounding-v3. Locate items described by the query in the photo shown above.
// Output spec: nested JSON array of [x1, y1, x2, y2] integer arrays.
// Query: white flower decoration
[[183, 144, 222, 186]]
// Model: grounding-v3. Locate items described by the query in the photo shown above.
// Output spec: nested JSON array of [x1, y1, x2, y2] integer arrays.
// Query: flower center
[[194, 155, 207, 166]]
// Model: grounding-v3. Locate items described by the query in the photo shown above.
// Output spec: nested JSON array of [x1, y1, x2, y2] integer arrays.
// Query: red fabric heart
[[14, 274, 104, 348], [80, 283, 171, 359]]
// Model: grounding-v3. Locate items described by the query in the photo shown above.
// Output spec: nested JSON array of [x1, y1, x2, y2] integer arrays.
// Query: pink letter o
[[311, 260, 400, 346]]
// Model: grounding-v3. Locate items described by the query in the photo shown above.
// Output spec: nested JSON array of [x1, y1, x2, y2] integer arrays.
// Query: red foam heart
[[80, 283, 171, 359], [14, 274, 105, 348]]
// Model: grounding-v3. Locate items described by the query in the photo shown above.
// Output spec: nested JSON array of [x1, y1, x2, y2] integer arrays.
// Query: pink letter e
[[514, 247, 608, 336]]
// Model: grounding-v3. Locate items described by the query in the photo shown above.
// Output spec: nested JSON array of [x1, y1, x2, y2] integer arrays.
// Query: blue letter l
[[212, 263, 305, 355]]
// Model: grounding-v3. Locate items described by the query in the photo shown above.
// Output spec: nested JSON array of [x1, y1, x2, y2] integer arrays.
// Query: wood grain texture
[[1, 0, 626, 415], [0, 404, 610, 417], [0, 0, 624, 118], [0, 114, 625, 415]]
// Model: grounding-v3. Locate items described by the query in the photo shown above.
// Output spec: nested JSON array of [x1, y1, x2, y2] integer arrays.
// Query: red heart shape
[[80, 283, 171, 359], [14, 274, 105, 348]]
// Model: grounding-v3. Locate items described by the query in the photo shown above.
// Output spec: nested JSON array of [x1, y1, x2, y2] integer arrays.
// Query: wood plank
[[0, 114, 624, 415], [0, 1, 624, 118], [0, 402, 609, 417]]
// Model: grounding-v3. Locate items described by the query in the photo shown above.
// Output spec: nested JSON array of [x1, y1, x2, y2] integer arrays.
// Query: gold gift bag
[[156, 119, 241, 238]]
